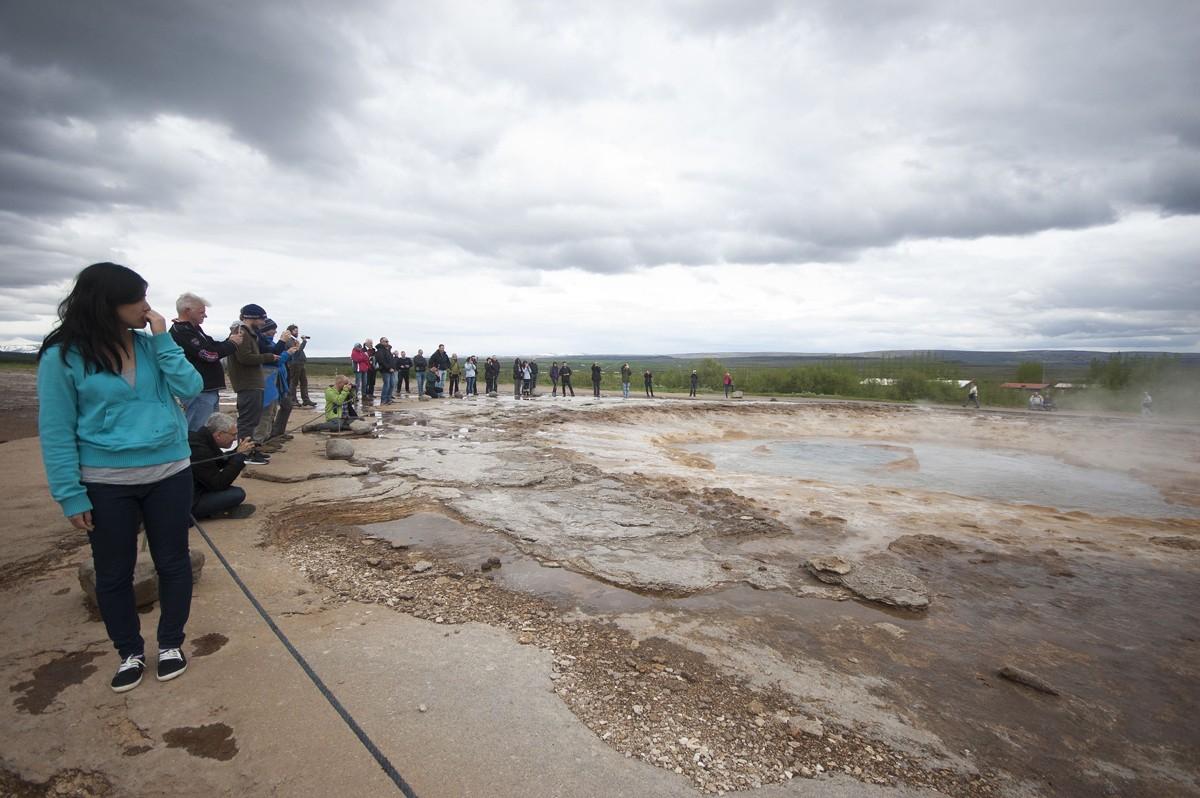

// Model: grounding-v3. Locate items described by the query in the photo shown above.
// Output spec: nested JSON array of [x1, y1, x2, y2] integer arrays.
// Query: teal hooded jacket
[[37, 330, 203, 517]]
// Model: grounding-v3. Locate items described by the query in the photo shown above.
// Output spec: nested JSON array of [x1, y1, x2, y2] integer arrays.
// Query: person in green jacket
[[37, 263, 203, 693]]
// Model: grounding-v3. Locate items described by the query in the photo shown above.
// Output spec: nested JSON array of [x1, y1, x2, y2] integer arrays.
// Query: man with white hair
[[170, 292, 243, 432], [189, 413, 256, 519]]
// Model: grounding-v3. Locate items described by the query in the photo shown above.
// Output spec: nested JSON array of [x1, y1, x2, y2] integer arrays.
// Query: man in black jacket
[[396, 350, 413, 395], [429, 344, 451, 394], [190, 413, 256, 519], [559, 363, 574, 397], [376, 338, 397, 404], [170, 292, 243, 432], [591, 362, 602, 397]]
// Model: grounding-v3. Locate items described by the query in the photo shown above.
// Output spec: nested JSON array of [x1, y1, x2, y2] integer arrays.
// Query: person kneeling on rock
[[190, 413, 256, 519]]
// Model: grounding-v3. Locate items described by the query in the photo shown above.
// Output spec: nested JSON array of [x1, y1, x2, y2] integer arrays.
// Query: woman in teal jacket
[[38, 263, 203, 693]]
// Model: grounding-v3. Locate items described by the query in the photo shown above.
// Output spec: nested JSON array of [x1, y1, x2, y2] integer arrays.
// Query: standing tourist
[[228, 304, 278, 465], [620, 363, 632, 399], [412, 348, 428, 396], [512, 358, 523, 398], [285, 325, 315, 407], [376, 337, 397, 404], [690, 370, 699, 397], [529, 360, 539, 395], [550, 362, 560, 397], [37, 263, 203, 692], [521, 360, 533, 398], [169, 292, 242, 432], [644, 369, 655, 398], [723, 371, 733, 398], [351, 343, 371, 398], [363, 338, 378, 403], [591, 362, 603, 397], [429, 344, 451, 395], [448, 354, 462, 396], [485, 357, 498, 394], [396, 350, 412, 396], [559, 362, 575, 397], [464, 356, 478, 396]]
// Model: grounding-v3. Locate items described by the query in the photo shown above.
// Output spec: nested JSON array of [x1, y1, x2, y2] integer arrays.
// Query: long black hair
[[37, 262, 148, 374]]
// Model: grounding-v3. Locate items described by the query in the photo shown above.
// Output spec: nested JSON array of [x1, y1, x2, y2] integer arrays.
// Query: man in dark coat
[[396, 350, 413, 395], [190, 413, 255, 519], [170, 293, 242, 431]]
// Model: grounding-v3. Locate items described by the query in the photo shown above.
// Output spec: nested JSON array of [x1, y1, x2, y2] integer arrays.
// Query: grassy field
[[7, 350, 1195, 416]]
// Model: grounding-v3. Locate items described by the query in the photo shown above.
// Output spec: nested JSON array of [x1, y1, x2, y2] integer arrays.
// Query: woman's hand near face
[[144, 308, 167, 334]]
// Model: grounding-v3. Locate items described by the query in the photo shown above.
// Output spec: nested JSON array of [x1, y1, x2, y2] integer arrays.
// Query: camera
[[301, 335, 311, 340]]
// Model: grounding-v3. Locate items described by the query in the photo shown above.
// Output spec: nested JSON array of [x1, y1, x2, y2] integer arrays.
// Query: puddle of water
[[684, 438, 1197, 518]]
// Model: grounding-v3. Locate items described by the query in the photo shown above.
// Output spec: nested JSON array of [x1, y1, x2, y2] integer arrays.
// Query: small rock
[[748, 699, 766, 715], [348, 420, 373, 434], [518, 635, 534, 645], [805, 555, 852, 575], [366, 557, 381, 567], [787, 716, 825, 738], [325, 439, 355, 460], [79, 550, 205, 608], [418, 395, 429, 402], [418, 704, 428, 713], [412, 560, 434, 573], [481, 556, 502, 571], [998, 665, 1060, 696]]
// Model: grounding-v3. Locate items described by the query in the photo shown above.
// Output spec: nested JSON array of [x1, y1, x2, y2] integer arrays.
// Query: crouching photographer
[[190, 413, 256, 519]]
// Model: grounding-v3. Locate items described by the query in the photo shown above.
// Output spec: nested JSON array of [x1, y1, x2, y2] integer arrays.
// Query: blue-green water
[[683, 438, 1196, 518]]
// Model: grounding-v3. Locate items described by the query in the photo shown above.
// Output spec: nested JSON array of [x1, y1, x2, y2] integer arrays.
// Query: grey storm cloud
[[0, 0, 1197, 354]]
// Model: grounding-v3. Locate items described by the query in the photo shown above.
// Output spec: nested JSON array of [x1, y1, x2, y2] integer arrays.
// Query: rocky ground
[[3, 375, 1198, 797]]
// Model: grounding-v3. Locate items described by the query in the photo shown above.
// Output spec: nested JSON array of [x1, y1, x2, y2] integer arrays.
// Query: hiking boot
[[220, 503, 257, 519], [111, 654, 145, 693], [157, 648, 188, 682], [259, 442, 283, 453]]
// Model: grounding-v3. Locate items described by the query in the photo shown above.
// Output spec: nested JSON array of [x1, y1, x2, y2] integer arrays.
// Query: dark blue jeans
[[193, 486, 246, 519], [85, 468, 194, 659]]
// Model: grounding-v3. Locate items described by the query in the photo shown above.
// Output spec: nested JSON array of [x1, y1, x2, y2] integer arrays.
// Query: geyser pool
[[682, 437, 1196, 518]]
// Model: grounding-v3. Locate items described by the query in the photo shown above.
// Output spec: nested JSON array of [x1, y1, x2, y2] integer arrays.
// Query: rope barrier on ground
[[191, 514, 419, 797]]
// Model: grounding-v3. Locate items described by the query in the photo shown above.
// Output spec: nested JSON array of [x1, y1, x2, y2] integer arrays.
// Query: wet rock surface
[[268, 511, 1000, 796], [805, 557, 931, 610]]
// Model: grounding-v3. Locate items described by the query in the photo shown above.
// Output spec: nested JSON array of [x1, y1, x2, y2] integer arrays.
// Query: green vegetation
[[1014, 361, 1044, 383]]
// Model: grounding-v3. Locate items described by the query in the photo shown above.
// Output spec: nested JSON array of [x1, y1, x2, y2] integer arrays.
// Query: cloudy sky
[[1, 0, 1197, 356]]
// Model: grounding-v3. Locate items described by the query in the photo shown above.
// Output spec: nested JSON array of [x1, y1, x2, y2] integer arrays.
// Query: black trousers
[[366, 369, 377, 397], [398, 370, 410, 393], [449, 376, 460, 394], [561, 377, 574, 396], [85, 468, 194, 659], [193, 486, 246, 519], [592, 379, 601, 397]]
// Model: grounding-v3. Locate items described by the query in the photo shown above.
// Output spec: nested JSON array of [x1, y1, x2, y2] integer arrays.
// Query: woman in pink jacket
[[351, 343, 371, 397], [723, 371, 734, 398]]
